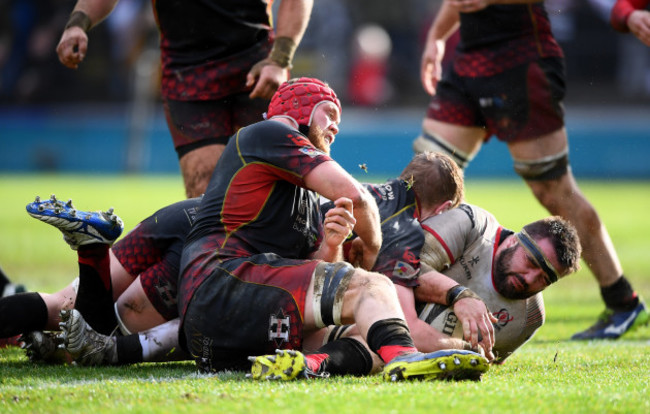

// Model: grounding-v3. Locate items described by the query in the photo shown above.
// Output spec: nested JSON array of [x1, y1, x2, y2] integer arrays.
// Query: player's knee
[[348, 270, 395, 300]]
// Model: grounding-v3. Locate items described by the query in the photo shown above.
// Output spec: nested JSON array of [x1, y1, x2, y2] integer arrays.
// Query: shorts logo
[[493, 308, 514, 328], [269, 309, 291, 347], [392, 260, 416, 279]]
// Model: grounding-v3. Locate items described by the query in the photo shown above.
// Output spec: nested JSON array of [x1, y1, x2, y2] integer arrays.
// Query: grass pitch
[[0, 174, 649, 414]]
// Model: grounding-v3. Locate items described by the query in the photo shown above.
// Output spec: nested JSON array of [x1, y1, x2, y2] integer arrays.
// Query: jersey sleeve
[[611, 0, 650, 32], [419, 205, 476, 272]]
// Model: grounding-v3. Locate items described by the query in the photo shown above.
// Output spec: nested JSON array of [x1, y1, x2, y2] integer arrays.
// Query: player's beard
[[308, 124, 331, 155], [493, 245, 531, 300]]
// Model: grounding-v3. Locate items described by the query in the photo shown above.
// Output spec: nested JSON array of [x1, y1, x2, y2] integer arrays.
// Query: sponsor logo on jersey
[[376, 183, 395, 201], [269, 309, 291, 347], [458, 256, 472, 280]]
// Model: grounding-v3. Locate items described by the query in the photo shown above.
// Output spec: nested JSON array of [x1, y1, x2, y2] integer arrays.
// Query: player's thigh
[[110, 249, 136, 300], [422, 117, 486, 155], [477, 58, 566, 143], [115, 277, 166, 333], [423, 72, 487, 154]]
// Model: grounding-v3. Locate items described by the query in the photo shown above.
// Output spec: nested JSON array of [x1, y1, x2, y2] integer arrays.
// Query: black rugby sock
[[309, 337, 373, 376], [116, 334, 143, 364], [74, 244, 118, 335], [366, 318, 417, 363], [601, 275, 639, 312], [0, 292, 48, 337]]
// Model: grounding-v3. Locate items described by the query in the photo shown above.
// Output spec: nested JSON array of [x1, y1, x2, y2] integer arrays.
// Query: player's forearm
[[275, 0, 313, 42], [70, 0, 120, 30], [410, 318, 466, 352], [349, 192, 382, 255], [414, 270, 460, 304], [429, 2, 461, 42], [269, 0, 313, 69]]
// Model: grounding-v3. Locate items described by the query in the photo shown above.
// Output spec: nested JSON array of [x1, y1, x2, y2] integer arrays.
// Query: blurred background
[[1, 0, 649, 179]]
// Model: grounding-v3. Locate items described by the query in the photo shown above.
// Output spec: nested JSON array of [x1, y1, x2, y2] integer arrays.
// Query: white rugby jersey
[[417, 204, 545, 362]]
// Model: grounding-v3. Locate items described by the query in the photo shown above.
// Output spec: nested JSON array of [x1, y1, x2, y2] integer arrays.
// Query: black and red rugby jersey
[[185, 120, 332, 261]]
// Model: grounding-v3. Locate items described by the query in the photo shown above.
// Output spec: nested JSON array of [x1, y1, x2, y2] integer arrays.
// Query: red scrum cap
[[266, 77, 342, 130]]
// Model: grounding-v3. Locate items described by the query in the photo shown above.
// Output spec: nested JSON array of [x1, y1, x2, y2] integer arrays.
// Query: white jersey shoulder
[[418, 204, 545, 362]]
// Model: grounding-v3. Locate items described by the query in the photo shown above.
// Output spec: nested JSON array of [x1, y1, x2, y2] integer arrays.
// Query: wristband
[[65, 11, 92, 32], [446, 285, 467, 306], [269, 36, 297, 69], [452, 287, 482, 306]]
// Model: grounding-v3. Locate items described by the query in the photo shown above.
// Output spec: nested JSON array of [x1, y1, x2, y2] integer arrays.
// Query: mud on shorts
[[426, 57, 566, 142], [164, 93, 270, 158], [111, 226, 181, 321], [180, 253, 355, 373]]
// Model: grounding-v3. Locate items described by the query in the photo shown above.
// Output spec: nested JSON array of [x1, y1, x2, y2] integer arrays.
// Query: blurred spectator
[[291, 0, 352, 101]]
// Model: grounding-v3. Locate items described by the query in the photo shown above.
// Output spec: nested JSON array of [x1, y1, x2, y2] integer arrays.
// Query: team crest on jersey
[[493, 308, 514, 329], [269, 309, 291, 347], [299, 146, 326, 158]]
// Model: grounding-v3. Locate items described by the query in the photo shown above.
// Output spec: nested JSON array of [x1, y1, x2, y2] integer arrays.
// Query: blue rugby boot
[[382, 349, 489, 382], [571, 300, 649, 340], [26, 195, 123, 249]]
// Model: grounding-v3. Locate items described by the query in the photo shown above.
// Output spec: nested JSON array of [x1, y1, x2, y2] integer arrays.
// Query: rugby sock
[[601, 275, 639, 312], [0, 292, 48, 337], [115, 334, 143, 364], [138, 319, 189, 362], [74, 244, 118, 335], [306, 337, 373, 376], [366, 318, 417, 363]]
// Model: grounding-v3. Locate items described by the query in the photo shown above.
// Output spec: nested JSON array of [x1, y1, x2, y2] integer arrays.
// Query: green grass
[[1, 174, 649, 413]]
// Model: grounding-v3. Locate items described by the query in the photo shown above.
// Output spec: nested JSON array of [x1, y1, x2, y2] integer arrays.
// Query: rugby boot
[[26, 195, 123, 249], [571, 300, 649, 340], [247, 349, 329, 380], [382, 349, 489, 382], [58, 309, 117, 366], [20, 331, 69, 364]]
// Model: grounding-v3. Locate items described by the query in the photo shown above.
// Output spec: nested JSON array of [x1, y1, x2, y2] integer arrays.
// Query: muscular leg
[[419, 118, 486, 158], [508, 128, 648, 338], [507, 128, 623, 287], [114, 276, 167, 334], [179, 144, 225, 198]]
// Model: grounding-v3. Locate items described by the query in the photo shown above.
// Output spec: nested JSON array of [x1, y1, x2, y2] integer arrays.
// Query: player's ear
[[434, 200, 453, 215]]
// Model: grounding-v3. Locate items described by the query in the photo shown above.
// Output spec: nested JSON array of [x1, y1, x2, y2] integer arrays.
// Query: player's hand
[[347, 237, 379, 271], [628, 10, 650, 47], [420, 38, 445, 95], [445, 0, 492, 13], [323, 198, 356, 250], [56, 27, 89, 69], [246, 59, 289, 100], [453, 297, 497, 354]]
